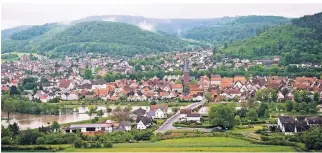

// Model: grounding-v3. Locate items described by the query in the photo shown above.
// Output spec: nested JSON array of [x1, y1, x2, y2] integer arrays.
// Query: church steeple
[[183, 58, 190, 85]]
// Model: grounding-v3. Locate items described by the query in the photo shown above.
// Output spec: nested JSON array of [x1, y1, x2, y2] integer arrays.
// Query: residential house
[[148, 104, 168, 119], [136, 116, 153, 130], [172, 84, 183, 93], [210, 75, 221, 86]]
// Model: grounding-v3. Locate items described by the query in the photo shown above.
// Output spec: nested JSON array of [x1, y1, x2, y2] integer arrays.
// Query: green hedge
[[1, 145, 71, 151], [241, 120, 266, 125]]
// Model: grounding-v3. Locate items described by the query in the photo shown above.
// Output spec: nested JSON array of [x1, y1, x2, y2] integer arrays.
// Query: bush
[[2, 136, 12, 145], [74, 139, 82, 148], [103, 142, 113, 148], [36, 137, 46, 145]]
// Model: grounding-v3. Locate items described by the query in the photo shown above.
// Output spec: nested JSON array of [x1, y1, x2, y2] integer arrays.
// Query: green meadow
[[64, 137, 295, 152]]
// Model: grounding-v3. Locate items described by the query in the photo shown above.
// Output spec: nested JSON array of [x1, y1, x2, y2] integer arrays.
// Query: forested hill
[[1, 21, 206, 56], [222, 12, 322, 65], [1, 25, 32, 39], [182, 16, 290, 45]]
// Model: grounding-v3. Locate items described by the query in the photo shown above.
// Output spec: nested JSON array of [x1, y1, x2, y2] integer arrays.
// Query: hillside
[[1, 21, 206, 56], [222, 13, 322, 64], [182, 16, 290, 45], [1, 25, 32, 38], [72, 15, 236, 35]]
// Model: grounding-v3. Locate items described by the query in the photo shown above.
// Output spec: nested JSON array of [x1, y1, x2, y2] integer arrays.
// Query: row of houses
[[277, 116, 322, 135], [65, 104, 169, 135]]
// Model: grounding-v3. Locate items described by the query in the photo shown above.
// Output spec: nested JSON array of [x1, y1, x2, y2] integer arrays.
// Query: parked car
[[213, 126, 227, 132]]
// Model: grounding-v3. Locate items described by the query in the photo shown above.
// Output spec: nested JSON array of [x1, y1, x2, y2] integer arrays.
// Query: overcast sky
[[2, 3, 322, 29]]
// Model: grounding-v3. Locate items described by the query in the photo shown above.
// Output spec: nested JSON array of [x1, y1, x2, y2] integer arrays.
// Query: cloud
[[137, 20, 155, 31]]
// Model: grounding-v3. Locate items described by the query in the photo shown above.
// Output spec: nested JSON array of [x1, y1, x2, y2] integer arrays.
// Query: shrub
[[2, 136, 12, 145], [103, 142, 113, 148], [36, 137, 46, 145], [74, 139, 82, 148], [82, 141, 89, 148]]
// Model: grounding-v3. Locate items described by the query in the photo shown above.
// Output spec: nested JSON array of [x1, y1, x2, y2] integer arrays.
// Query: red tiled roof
[[150, 103, 168, 112], [172, 84, 183, 89], [59, 79, 71, 88]]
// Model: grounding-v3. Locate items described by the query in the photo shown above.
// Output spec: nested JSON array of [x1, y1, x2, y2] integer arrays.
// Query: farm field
[[63, 137, 295, 152]]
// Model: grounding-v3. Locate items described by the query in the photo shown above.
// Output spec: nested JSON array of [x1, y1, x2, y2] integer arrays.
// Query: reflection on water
[[1, 112, 108, 129], [1, 105, 150, 130]]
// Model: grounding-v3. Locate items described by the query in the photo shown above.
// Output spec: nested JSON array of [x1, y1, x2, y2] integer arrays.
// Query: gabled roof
[[172, 84, 183, 89], [187, 113, 201, 117], [136, 115, 152, 125], [150, 103, 168, 112], [59, 79, 71, 88], [180, 108, 191, 114], [133, 107, 146, 116], [92, 79, 106, 85]]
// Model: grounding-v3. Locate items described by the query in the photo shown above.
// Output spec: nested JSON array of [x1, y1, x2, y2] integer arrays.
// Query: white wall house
[[137, 121, 148, 130], [154, 109, 167, 119]]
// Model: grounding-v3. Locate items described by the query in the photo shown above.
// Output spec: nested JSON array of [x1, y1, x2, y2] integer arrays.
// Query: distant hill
[[1, 25, 32, 38], [72, 15, 236, 35], [182, 16, 290, 45], [222, 13, 322, 64], [1, 21, 206, 56]]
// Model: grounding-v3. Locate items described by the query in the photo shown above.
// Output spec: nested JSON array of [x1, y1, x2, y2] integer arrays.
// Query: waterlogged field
[[64, 137, 295, 152]]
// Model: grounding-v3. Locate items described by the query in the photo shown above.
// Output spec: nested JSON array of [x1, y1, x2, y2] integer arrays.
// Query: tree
[[9, 86, 20, 95], [204, 92, 212, 102], [246, 108, 258, 121], [1, 126, 13, 137], [302, 127, 322, 150], [52, 121, 60, 132], [264, 109, 270, 118], [234, 115, 241, 125], [83, 68, 93, 79], [313, 92, 320, 103], [208, 104, 236, 129], [97, 109, 104, 118], [224, 41, 228, 49], [258, 103, 268, 118], [87, 106, 96, 119], [8, 122, 20, 136], [3, 100, 15, 120], [111, 106, 132, 122], [106, 105, 112, 115], [286, 100, 294, 112]]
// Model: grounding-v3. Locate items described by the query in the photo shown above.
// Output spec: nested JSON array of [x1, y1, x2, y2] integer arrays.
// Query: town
[[2, 5, 322, 152]]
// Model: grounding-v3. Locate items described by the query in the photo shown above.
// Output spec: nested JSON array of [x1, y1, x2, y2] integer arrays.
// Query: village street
[[156, 99, 206, 133]]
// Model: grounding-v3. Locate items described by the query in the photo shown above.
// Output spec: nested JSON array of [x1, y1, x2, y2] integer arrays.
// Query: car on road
[[165, 121, 169, 124], [213, 126, 227, 132], [177, 127, 182, 129]]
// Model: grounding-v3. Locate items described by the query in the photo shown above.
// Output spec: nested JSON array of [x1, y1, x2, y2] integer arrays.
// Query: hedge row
[[1, 145, 70, 151]]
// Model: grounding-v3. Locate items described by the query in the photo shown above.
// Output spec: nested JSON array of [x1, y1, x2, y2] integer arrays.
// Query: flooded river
[[1, 105, 150, 129]]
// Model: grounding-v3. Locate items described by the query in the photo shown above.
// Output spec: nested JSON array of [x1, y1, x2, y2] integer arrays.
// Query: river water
[[1, 105, 150, 129]]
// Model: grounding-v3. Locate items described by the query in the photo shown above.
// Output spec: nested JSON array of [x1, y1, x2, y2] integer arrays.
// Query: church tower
[[183, 58, 190, 85]]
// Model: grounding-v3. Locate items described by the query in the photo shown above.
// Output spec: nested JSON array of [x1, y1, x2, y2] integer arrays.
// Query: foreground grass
[[64, 137, 295, 152]]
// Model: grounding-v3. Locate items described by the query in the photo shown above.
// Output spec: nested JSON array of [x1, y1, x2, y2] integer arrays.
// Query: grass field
[[1, 52, 38, 63], [230, 124, 264, 133], [64, 137, 295, 152]]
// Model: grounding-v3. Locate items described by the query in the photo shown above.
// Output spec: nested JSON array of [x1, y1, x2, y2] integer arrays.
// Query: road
[[156, 99, 205, 133]]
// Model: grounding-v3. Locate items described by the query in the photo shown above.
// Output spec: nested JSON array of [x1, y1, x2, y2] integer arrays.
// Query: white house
[[91, 79, 107, 90], [186, 113, 201, 123], [179, 108, 192, 121], [65, 124, 113, 133], [136, 116, 152, 130]]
